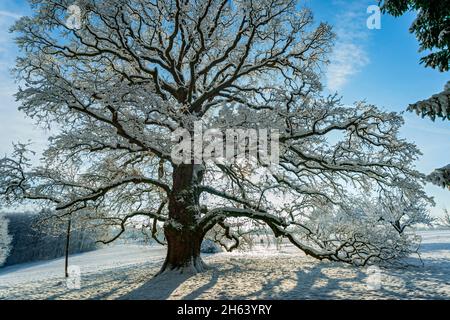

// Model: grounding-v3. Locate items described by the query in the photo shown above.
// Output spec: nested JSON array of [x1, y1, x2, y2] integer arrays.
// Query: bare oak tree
[[0, 0, 431, 273]]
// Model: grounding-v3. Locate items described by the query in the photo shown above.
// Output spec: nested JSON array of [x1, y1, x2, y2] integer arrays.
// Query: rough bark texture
[[158, 164, 207, 274], [160, 228, 207, 274]]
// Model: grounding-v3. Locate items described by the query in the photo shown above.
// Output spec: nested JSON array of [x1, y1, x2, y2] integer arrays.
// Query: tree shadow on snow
[[228, 262, 368, 300], [419, 242, 450, 251], [119, 271, 194, 300], [182, 270, 221, 300], [171, 256, 450, 300]]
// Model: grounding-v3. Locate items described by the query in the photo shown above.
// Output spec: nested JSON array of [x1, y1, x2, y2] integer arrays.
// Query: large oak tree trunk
[[158, 163, 208, 274], [159, 227, 207, 273]]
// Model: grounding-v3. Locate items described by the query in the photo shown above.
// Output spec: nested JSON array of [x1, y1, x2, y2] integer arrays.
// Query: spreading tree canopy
[[0, 0, 432, 273]]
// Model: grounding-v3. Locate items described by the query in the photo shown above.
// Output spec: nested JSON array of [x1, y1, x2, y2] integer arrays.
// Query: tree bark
[[158, 163, 208, 274], [159, 227, 207, 274], [65, 217, 71, 278]]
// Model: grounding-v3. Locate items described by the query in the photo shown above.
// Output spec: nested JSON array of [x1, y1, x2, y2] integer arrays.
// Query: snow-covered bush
[[0, 214, 12, 266], [440, 209, 450, 228], [376, 187, 434, 233], [201, 240, 222, 254]]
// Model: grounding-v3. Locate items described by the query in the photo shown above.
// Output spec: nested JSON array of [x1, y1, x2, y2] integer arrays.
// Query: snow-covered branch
[[428, 164, 450, 189], [407, 81, 450, 121]]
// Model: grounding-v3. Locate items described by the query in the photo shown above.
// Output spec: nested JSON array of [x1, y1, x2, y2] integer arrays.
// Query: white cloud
[[0, 9, 20, 60], [0, 88, 48, 158], [0, 10, 22, 20], [327, 43, 369, 91], [0, 8, 48, 159], [326, 1, 372, 92]]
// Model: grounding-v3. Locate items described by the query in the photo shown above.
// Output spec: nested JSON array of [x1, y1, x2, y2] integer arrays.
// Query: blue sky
[[0, 0, 449, 217]]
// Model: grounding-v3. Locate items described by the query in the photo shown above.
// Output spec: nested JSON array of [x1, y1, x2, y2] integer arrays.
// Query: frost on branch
[[407, 81, 450, 121], [0, 0, 434, 271]]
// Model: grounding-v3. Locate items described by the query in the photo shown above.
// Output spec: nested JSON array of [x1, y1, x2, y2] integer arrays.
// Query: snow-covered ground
[[0, 230, 449, 300]]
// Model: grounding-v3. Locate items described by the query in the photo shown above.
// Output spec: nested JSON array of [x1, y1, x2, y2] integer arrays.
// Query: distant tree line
[[0, 212, 100, 267]]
